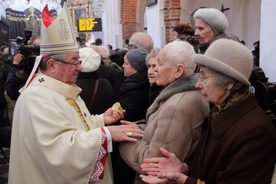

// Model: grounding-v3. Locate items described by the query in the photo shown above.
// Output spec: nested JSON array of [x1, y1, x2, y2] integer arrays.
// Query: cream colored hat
[[194, 8, 228, 35], [193, 39, 253, 86], [79, 47, 101, 72], [40, 3, 78, 54]]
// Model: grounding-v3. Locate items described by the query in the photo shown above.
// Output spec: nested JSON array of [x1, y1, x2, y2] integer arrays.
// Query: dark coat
[[118, 71, 150, 122], [76, 72, 114, 114], [148, 83, 163, 106], [185, 94, 276, 184], [198, 33, 228, 54], [97, 61, 123, 100], [112, 71, 150, 184]]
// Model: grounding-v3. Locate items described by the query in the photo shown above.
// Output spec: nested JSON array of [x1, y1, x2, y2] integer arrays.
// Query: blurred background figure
[[129, 32, 154, 52], [172, 23, 194, 40], [110, 49, 128, 68], [76, 47, 114, 114], [90, 45, 123, 100], [122, 38, 129, 50], [252, 40, 260, 66], [172, 23, 198, 52], [95, 38, 102, 46]]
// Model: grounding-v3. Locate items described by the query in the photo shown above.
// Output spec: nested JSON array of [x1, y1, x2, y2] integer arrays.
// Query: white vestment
[[8, 73, 113, 184]]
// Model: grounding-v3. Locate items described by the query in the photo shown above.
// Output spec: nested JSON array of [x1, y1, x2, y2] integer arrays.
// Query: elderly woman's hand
[[107, 121, 144, 142], [140, 172, 187, 184], [141, 147, 188, 176]]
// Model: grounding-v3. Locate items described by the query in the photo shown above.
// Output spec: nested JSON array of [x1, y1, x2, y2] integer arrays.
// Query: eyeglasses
[[128, 44, 137, 49], [55, 59, 82, 66], [198, 73, 215, 85]]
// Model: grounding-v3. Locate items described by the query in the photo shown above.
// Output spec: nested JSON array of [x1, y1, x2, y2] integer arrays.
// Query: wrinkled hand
[[140, 172, 187, 184], [141, 148, 188, 176], [107, 121, 144, 142], [140, 174, 168, 184], [104, 107, 126, 125]]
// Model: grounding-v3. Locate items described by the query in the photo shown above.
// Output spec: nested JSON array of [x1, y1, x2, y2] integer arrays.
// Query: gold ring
[[126, 132, 133, 136]]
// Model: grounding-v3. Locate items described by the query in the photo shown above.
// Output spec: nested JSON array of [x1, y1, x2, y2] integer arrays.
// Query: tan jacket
[[120, 74, 209, 184]]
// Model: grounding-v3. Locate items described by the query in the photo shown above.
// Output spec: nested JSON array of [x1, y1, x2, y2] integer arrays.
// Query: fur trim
[[146, 73, 199, 120]]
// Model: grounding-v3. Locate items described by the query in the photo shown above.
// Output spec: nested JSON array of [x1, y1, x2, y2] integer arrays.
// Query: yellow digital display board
[[77, 18, 102, 32]]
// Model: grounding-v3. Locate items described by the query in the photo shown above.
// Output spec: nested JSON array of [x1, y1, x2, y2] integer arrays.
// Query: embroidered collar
[[29, 72, 82, 99]]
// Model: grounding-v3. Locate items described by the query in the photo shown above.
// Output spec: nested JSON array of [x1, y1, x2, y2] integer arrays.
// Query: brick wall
[[121, 0, 137, 40], [164, 0, 181, 43], [121, 0, 181, 44]]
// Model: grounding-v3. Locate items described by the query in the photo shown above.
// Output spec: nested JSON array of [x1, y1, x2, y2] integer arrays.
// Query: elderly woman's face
[[147, 57, 158, 84], [194, 19, 215, 45], [195, 66, 232, 107]]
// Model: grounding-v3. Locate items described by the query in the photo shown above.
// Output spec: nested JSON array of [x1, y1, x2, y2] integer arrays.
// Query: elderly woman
[[145, 48, 164, 105], [140, 39, 276, 184], [193, 8, 228, 54]]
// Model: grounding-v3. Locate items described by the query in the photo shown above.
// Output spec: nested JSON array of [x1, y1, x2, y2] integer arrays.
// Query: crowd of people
[[0, 3, 275, 184]]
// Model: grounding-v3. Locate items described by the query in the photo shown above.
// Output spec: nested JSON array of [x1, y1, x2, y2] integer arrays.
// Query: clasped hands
[[139, 147, 189, 184]]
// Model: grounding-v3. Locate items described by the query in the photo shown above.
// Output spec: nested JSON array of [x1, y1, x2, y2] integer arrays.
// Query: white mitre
[[20, 3, 79, 93]]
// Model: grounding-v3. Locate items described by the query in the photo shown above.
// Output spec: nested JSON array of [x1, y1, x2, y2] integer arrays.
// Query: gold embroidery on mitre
[[58, 18, 70, 41]]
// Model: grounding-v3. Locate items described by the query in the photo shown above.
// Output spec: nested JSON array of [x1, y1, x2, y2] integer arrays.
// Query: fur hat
[[173, 23, 194, 36], [126, 48, 148, 72], [79, 47, 101, 72], [193, 39, 253, 86], [40, 3, 78, 54], [193, 8, 228, 35]]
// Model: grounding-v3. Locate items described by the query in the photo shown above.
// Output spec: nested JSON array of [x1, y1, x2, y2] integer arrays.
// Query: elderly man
[[193, 7, 229, 54], [119, 41, 209, 184], [8, 3, 143, 184], [129, 32, 154, 52]]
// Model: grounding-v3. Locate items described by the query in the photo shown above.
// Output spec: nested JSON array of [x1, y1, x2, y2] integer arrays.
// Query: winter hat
[[193, 39, 253, 86], [79, 47, 101, 72], [126, 48, 148, 72], [193, 8, 228, 35], [173, 23, 195, 36]]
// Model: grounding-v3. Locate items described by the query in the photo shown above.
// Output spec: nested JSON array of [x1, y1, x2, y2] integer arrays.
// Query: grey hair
[[98, 46, 110, 58], [145, 47, 160, 63], [40, 54, 66, 71], [129, 32, 154, 52], [210, 68, 249, 94], [164, 40, 196, 75]]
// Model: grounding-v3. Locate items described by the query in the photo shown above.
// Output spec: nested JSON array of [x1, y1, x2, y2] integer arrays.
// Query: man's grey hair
[[40, 54, 67, 71], [129, 32, 154, 52], [164, 40, 196, 75]]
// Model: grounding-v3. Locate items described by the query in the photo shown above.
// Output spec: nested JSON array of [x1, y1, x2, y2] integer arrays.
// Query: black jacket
[[118, 72, 150, 122]]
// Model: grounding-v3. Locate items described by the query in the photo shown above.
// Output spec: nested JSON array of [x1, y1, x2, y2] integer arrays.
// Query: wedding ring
[[126, 132, 133, 136]]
